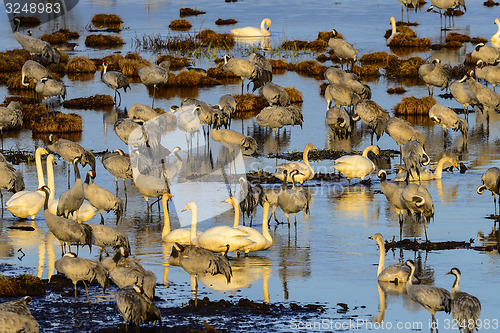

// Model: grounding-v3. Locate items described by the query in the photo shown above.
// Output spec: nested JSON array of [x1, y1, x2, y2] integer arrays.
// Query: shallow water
[[1, 0, 500, 332]]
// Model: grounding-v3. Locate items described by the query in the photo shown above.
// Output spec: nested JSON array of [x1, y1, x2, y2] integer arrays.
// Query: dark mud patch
[[384, 238, 474, 251], [269, 149, 397, 162]]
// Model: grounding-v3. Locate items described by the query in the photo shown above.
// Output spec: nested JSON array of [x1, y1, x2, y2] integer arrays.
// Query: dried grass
[[484, 0, 500, 6], [387, 87, 407, 94], [234, 94, 267, 113], [168, 70, 221, 87], [85, 34, 124, 47], [284, 87, 303, 104], [196, 29, 235, 48], [319, 82, 328, 96], [0, 274, 45, 296], [169, 19, 192, 31], [394, 96, 436, 115], [17, 16, 41, 26], [0, 49, 31, 72], [388, 34, 431, 48], [67, 57, 97, 73], [385, 55, 426, 78], [359, 52, 390, 66], [119, 56, 151, 76], [41, 32, 68, 44], [269, 59, 288, 70], [6, 74, 34, 90], [207, 63, 238, 79], [32, 113, 82, 133], [317, 31, 332, 42], [156, 55, 190, 69], [215, 18, 238, 25], [92, 14, 123, 24], [288, 60, 327, 77], [384, 26, 416, 39], [62, 95, 115, 108], [352, 64, 380, 77], [180, 8, 206, 17]]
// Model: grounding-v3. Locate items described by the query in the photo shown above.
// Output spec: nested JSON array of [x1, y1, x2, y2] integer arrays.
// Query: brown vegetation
[[196, 29, 235, 48], [0, 274, 45, 297], [281, 40, 327, 52], [16, 16, 41, 26], [387, 87, 407, 94], [180, 7, 206, 17], [6, 74, 35, 90], [62, 95, 115, 108], [168, 71, 221, 87], [359, 52, 390, 67], [317, 31, 333, 42], [169, 19, 192, 31], [269, 59, 288, 71], [85, 34, 124, 47], [394, 96, 436, 115], [67, 57, 97, 73], [207, 63, 238, 79], [288, 61, 327, 77], [385, 55, 426, 78], [0, 49, 31, 72], [352, 64, 380, 77], [284, 87, 303, 104], [384, 26, 416, 39], [92, 14, 123, 24], [233, 94, 267, 113], [484, 0, 500, 6], [215, 18, 238, 25], [319, 82, 328, 96], [41, 29, 79, 45], [157, 55, 190, 69], [388, 34, 431, 48]]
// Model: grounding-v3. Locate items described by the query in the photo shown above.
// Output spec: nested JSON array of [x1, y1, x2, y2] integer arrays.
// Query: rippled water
[[1, 0, 500, 332]]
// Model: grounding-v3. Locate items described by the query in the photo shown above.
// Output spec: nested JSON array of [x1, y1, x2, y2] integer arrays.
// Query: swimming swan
[[231, 18, 271, 37]]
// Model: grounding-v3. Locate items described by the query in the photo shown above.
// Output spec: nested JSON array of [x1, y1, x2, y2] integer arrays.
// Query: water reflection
[[328, 185, 379, 222], [248, 123, 292, 155]]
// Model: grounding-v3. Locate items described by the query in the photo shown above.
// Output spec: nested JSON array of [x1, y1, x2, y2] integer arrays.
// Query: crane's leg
[[60, 241, 65, 256], [115, 177, 119, 195], [116, 90, 122, 106], [190, 274, 198, 307], [67, 162, 71, 188], [152, 84, 156, 108], [399, 214, 403, 241], [74, 282, 78, 303], [100, 212, 104, 224], [370, 131, 374, 145], [0, 190, 3, 218], [240, 79, 244, 95], [82, 280, 90, 304], [401, 5, 404, 22], [423, 216, 429, 242]]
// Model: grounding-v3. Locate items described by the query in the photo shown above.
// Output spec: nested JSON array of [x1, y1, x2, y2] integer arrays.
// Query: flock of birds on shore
[[1, 1, 500, 331]]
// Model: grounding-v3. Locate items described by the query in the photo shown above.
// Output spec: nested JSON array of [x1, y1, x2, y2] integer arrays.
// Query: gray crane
[[259, 184, 281, 223], [259, 82, 290, 106], [398, 0, 420, 22], [35, 76, 66, 109], [418, 59, 450, 95], [427, 0, 466, 30], [401, 182, 434, 241], [13, 17, 60, 64], [113, 118, 144, 146], [137, 61, 170, 107], [102, 149, 133, 195], [326, 106, 352, 140], [210, 128, 257, 156], [475, 60, 500, 91], [248, 52, 272, 92], [476, 167, 500, 214], [352, 99, 390, 145], [54, 252, 109, 303], [21, 60, 50, 87], [169, 242, 232, 303], [127, 103, 159, 121], [88, 223, 130, 261], [328, 29, 358, 69], [115, 285, 161, 332], [471, 43, 500, 65], [324, 83, 360, 110], [385, 117, 426, 160], [256, 105, 303, 143], [429, 104, 468, 145], [340, 74, 371, 99], [222, 54, 260, 95], [171, 105, 202, 150], [460, 70, 500, 119], [449, 79, 481, 120], [57, 156, 84, 220], [402, 140, 430, 182], [104, 247, 157, 300], [83, 171, 123, 224], [325, 66, 349, 84], [277, 170, 309, 225], [101, 61, 130, 105], [0, 153, 24, 216], [217, 94, 237, 128], [0, 101, 23, 149], [39, 186, 92, 255], [47, 134, 96, 183], [405, 260, 451, 327], [446, 267, 481, 333], [238, 177, 262, 226], [0, 296, 39, 333], [377, 170, 407, 240]]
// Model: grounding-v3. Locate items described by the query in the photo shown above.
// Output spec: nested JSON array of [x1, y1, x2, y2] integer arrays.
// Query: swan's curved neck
[[303, 147, 313, 174], [433, 157, 450, 179], [189, 205, 198, 241], [376, 239, 385, 277], [391, 18, 397, 36], [47, 157, 55, 200], [35, 149, 46, 188], [262, 202, 272, 243], [161, 195, 170, 238], [362, 147, 374, 158], [495, 19, 500, 37], [231, 200, 240, 227], [260, 20, 267, 31]]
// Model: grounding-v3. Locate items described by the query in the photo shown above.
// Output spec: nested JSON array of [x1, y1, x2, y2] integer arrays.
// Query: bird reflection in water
[[247, 123, 292, 155], [328, 185, 378, 222]]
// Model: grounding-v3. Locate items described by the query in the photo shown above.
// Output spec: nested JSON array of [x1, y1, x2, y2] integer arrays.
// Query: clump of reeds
[[207, 63, 238, 79], [234, 94, 267, 113], [484, 0, 500, 6], [319, 82, 328, 96], [62, 95, 115, 108], [169, 19, 192, 31], [387, 87, 407, 94], [394, 96, 436, 115], [352, 64, 380, 77], [167, 36, 201, 51], [269, 59, 288, 71], [85, 34, 124, 47], [464, 53, 476, 66], [41, 29, 80, 45], [443, 33, 487, 48], [6, 74, 34, 90], [92, 14, 123, 24], [388, 34, 431, 48], [448, 64, 468, 79], [17, 16, 41, 26], [315, 54, 329, 63], [384, 55, 426, 78], [157, 55, 190, 69], [359, 51, 390, 66], [215, 18, 238, 25], [119, 53, 151, 76], [67, 56, 97, 73], [284, 87, 303, 104], [33, 113, 82, 133], [47, 63, 66, 75], [168, 71, 221, 87], [281, 40, 308, 50], [4, 96, 36, 105], [308, 40, 328, 52], [196, 29, 235, 48], [317, 31, 332, 42], [288, 60, 327, 77], [180, 8, 206, 17], [0, 49, 31, 72], [0, 274, 45, 296]]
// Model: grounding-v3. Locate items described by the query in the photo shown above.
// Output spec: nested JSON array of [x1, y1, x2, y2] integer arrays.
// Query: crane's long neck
[[232, 199, 240, 227], [161, 195, 171, 238], [407, 264, 415, 287], [451, 273, 461, 295], [73, 161, 81, 183], [189, 205, 198, 242], [35, 149, 45, 188], [262, 202, 272, 243], [377, 239, 385, 277], [47, 158, 55, 200], [42, 188, 50, 210]]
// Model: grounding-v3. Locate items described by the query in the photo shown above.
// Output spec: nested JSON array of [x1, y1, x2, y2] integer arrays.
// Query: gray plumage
[[181, 98, 219, 133], [88, 223, 130, 260], [385, 117, 426, 154], [172, 105, 201, 147], [238, 177, 262, 225], [259, 82, 290, 106], [0, 102, 23, 136], [352, 99, 390, 144], [138, 61, 169, 107], [326, 106, 352, 139], [57, 157, 84, 219], [84, 171, 123, 224], [256, 105, 303, 132], [21, 60, 50, 87], [102, 149, 133, 192], [247, 52, 273, 92], [13, 18, 60, 64], [398, 0, 420, 22], [210, 128, 257, 155], [0, 296, 39, 333], [259, 184, 281, 223], [128, 103, 159, 121], [277, 170, 309, 225], [475, 60, 500, 90], [0, 153, 24, 214], [476, 167, 500, 212], [471, 43, 500, 65], [338, 72, 371, 99], [47, 134, 96, 172], [402, 140, 430, 182], [418, 59, 450, 95], [115, 285, 161, 332], [101, 61, 130, 104], [462, 70, 500, 113], [446, 267, 481, 333], [324, 83, 361, 110], [405, 260, 451, 325], [222, 54, 259, 94], [113, 118, 143, 146], [429, 104, 468, 143], [401, 182, 434, 240], [328, 29, 358, 68], [449, 79, 481, 119], [377, 170, 407, 239], [40, 186, 92, 255], [35, 76, 66, 106], [324, 67, 348, 84], [54, 252, 109, 303], [217, 94, 237, 121]]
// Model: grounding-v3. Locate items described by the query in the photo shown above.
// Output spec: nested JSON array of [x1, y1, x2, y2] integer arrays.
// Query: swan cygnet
[[333, 145, 379, 184], [369, 233, 418, 284], [230, 18, 271, 37]]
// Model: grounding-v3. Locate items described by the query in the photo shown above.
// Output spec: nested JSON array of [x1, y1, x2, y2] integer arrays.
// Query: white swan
[[369, 233, 418, 284], [183, 201, 254, 253], [333, 145, 379, 184], [387, 16, 401, 46], [492, 18, 500, 49], [225, 197, 272, 255], [162, 193, 201, 243], [231, 18, 271, 37], [46, 154, 97, 222], [274, 143, 316, 185], [6, 147, 48, 219], [394, 155, 458, 182]]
